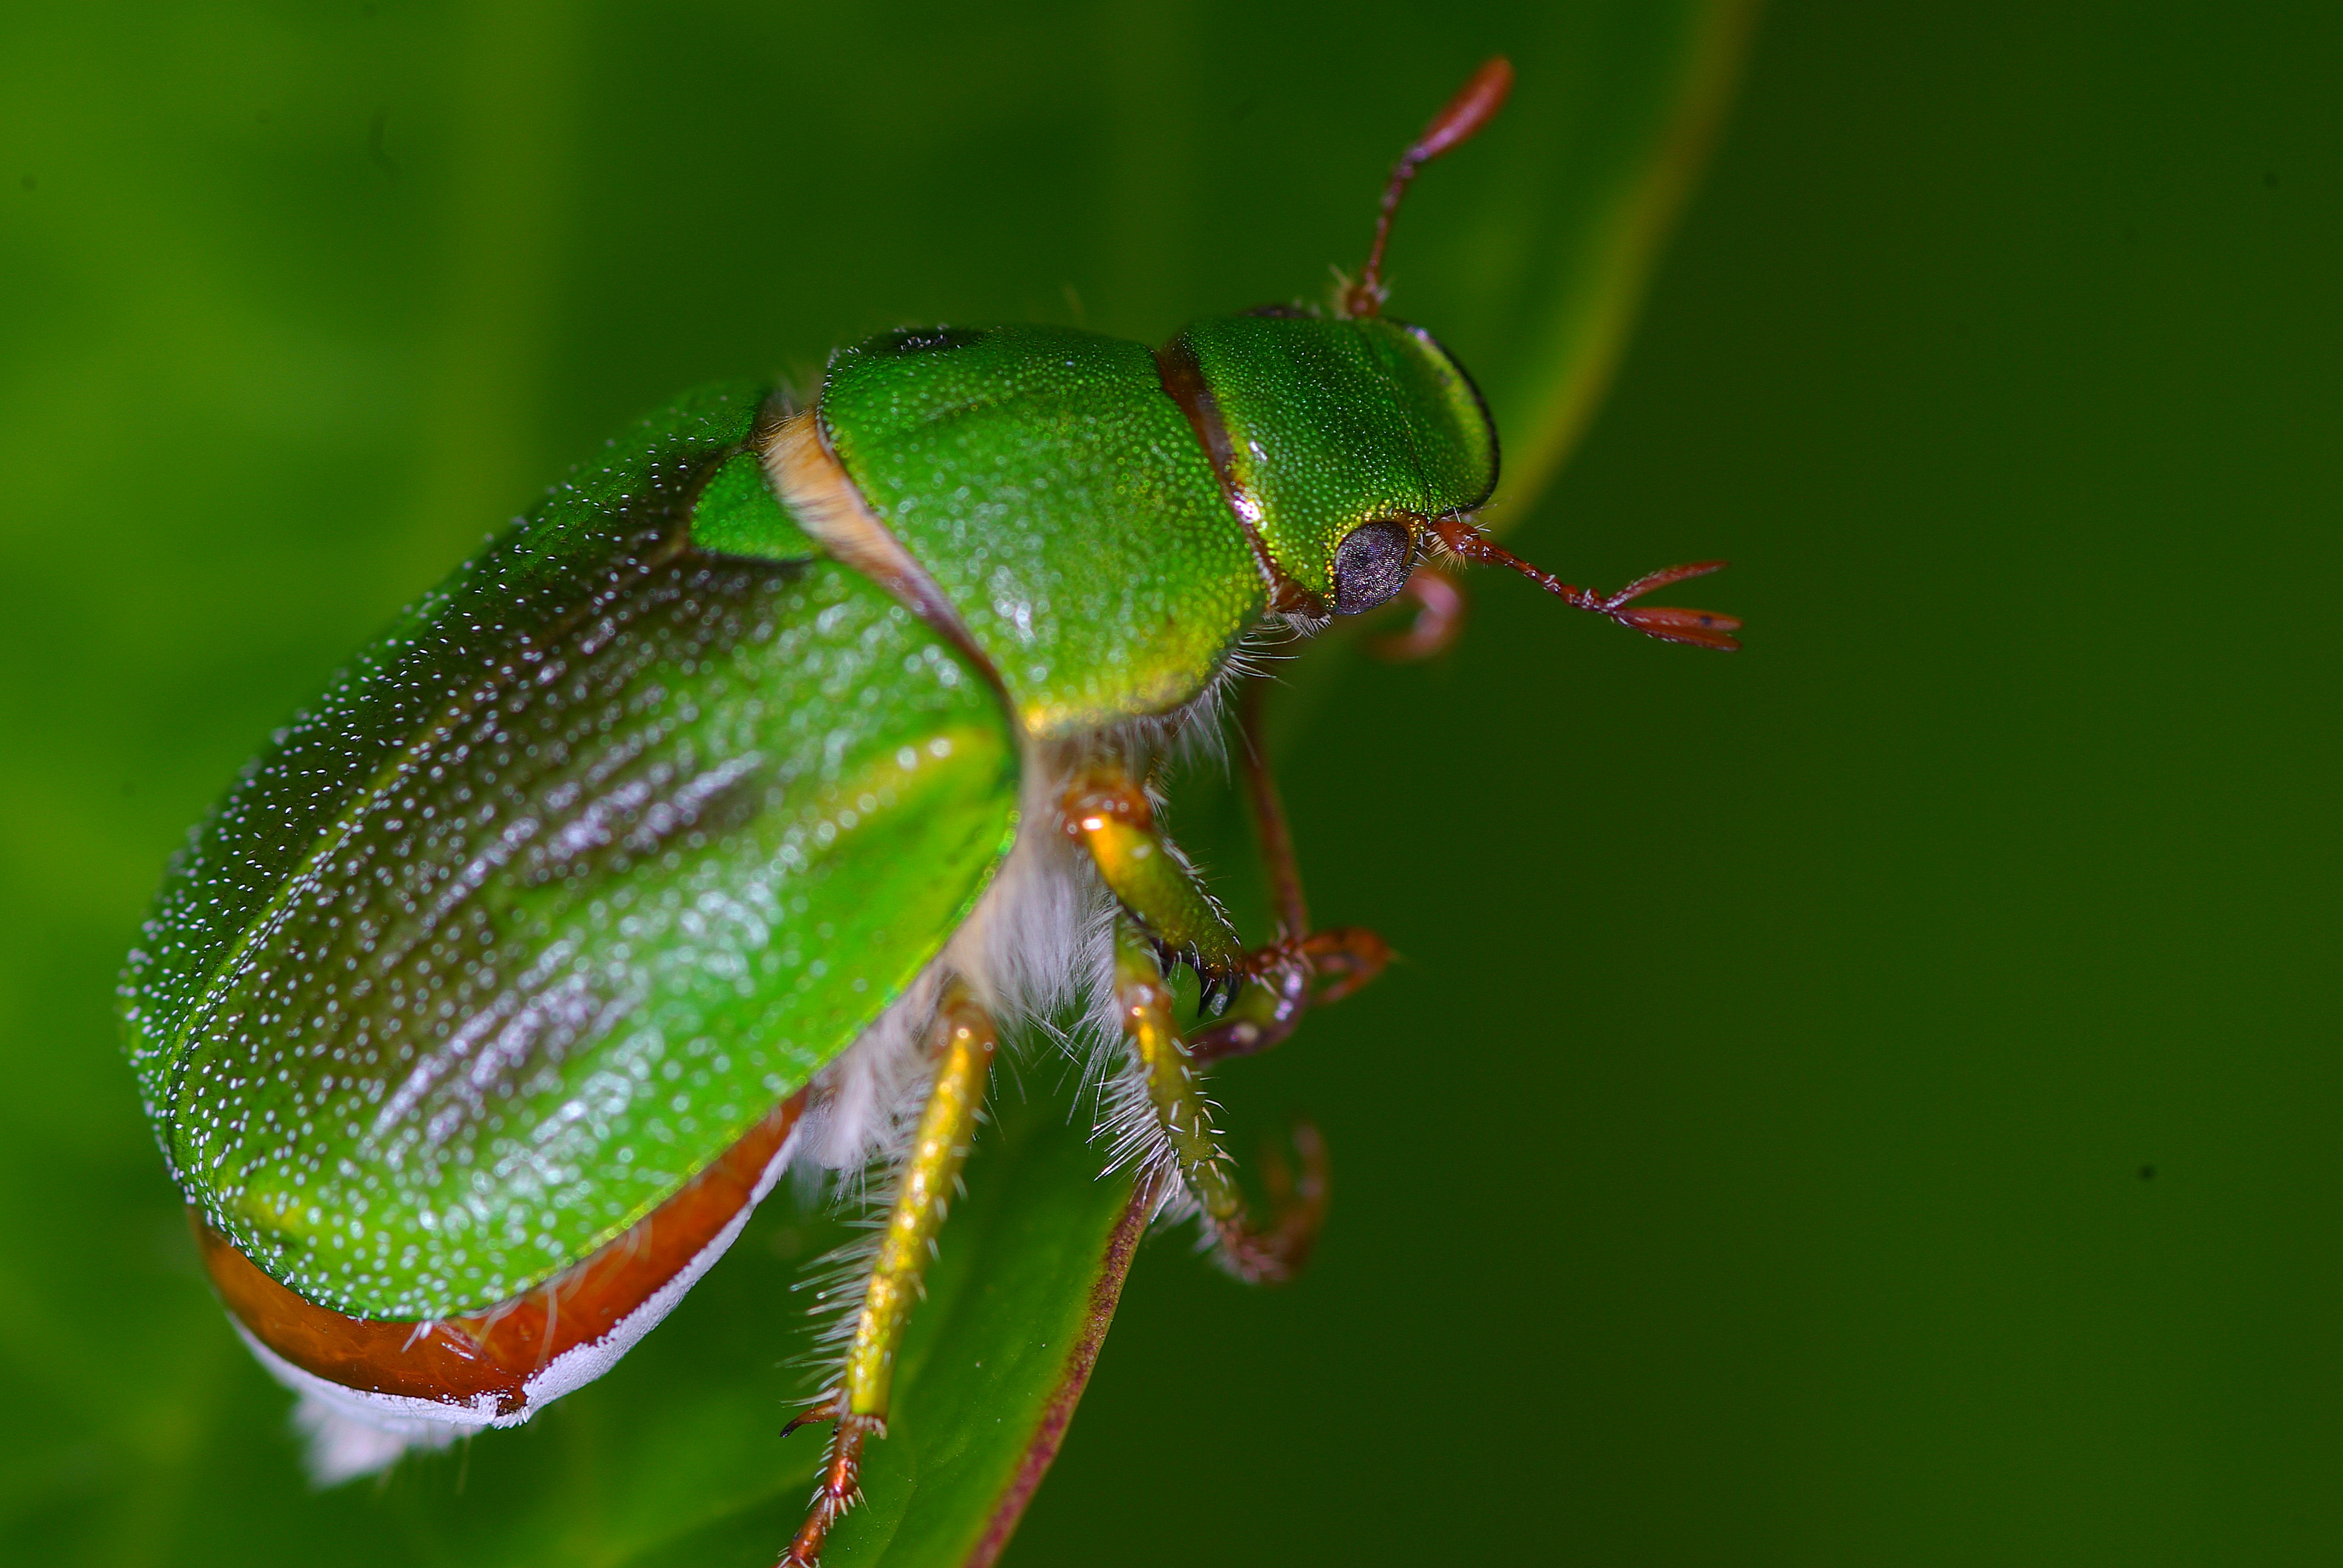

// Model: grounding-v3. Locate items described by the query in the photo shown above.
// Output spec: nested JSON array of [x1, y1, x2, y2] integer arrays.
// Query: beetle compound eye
[[1331, 517, 1415, 615]]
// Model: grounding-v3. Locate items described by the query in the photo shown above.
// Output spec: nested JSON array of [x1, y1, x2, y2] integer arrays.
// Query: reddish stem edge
[[963, 1168, 1168, 1568]]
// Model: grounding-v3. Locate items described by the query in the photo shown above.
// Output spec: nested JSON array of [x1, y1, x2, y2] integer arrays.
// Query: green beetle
[[119, 59, 1734, 1564]]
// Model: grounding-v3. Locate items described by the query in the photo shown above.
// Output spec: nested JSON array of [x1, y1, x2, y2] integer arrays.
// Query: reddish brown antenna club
[[1340, 58, 1742, 651], [1343, 56, 1515, 319], [1427, 519, 1745, 652]]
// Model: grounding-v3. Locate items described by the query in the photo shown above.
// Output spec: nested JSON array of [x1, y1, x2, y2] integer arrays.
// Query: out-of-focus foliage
[[0, 2, 1748, 1564]]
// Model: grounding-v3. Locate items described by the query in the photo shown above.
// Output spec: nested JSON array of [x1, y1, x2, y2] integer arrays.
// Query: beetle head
[[1151, 59, 1517, 618], [1156, 56, 1737, 648], [1158, 311, 1498, 618]]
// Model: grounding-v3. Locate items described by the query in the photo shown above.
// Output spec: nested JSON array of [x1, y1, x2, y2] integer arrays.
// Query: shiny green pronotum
[[121, 56, 1740, 1568]]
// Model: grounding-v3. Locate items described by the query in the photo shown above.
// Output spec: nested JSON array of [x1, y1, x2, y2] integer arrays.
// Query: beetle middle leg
[[779, 984, 996, 1568], [1070, 680, 1395, 1280], [1063, 678, 1394, 1051], [1112, 915, 1328, 1283]]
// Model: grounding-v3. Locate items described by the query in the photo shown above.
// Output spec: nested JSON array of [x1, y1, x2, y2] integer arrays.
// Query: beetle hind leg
[[780, 1410, 879, 1568], [778, 985, 997, 1568]]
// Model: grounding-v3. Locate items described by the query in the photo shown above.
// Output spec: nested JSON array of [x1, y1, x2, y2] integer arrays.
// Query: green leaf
[[0, 3, 1749, 1564], [616, 1094, 1149, 1568]]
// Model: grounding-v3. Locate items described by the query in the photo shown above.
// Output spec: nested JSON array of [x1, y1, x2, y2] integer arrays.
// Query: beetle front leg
[[1113, 916, 1327, 1283], [1368, 561, 1470, 661], [1185, 926, 1392, 1064], [780, 985, 997, 1568], [1182, 676, 1394, 1064]]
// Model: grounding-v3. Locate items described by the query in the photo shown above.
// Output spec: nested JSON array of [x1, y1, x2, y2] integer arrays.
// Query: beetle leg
[[1367, 561, 1470, 661], [1232, 675, 1312, 945], [1064, 766, 1248, 984], [1179, 678, 1395, 1065], [778, 1393, 841, 1439], [1113, 916, 1328, 1284], [1188, 926, 1393, 1064], [780, 985, 997, 1568]]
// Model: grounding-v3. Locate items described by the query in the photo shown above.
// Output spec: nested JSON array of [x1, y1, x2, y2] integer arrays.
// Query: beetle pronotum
[[122, 57, 1735, 1564]]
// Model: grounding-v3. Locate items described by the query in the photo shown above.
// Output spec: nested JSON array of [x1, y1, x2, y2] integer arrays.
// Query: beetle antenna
[[1426, 517, 1743, 650], [1342, 56, 1515, 319]]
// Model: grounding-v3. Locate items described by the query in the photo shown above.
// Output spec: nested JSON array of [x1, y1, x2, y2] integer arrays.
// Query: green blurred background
[[5, 1, 2339, 1564]]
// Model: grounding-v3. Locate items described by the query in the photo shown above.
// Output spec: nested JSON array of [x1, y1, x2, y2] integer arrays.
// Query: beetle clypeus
[[121, 58, 1735, 1564]]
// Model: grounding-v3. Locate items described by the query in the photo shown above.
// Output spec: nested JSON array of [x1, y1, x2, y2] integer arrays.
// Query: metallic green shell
[[120, 384, 1019, 1319], [1170, 315, 1498, 600], [819, 325, 1265, 737]]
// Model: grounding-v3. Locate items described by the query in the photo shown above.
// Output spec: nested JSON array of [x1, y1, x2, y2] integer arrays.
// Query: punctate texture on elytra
[[121, 384, 1018, 1321]]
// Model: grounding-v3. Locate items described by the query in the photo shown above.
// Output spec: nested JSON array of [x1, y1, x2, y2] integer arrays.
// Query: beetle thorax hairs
[[785, 691, 1251, 1380]]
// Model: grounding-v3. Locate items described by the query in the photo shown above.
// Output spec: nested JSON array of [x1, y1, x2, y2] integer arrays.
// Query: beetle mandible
[[119, 57, 1737, 1566]]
